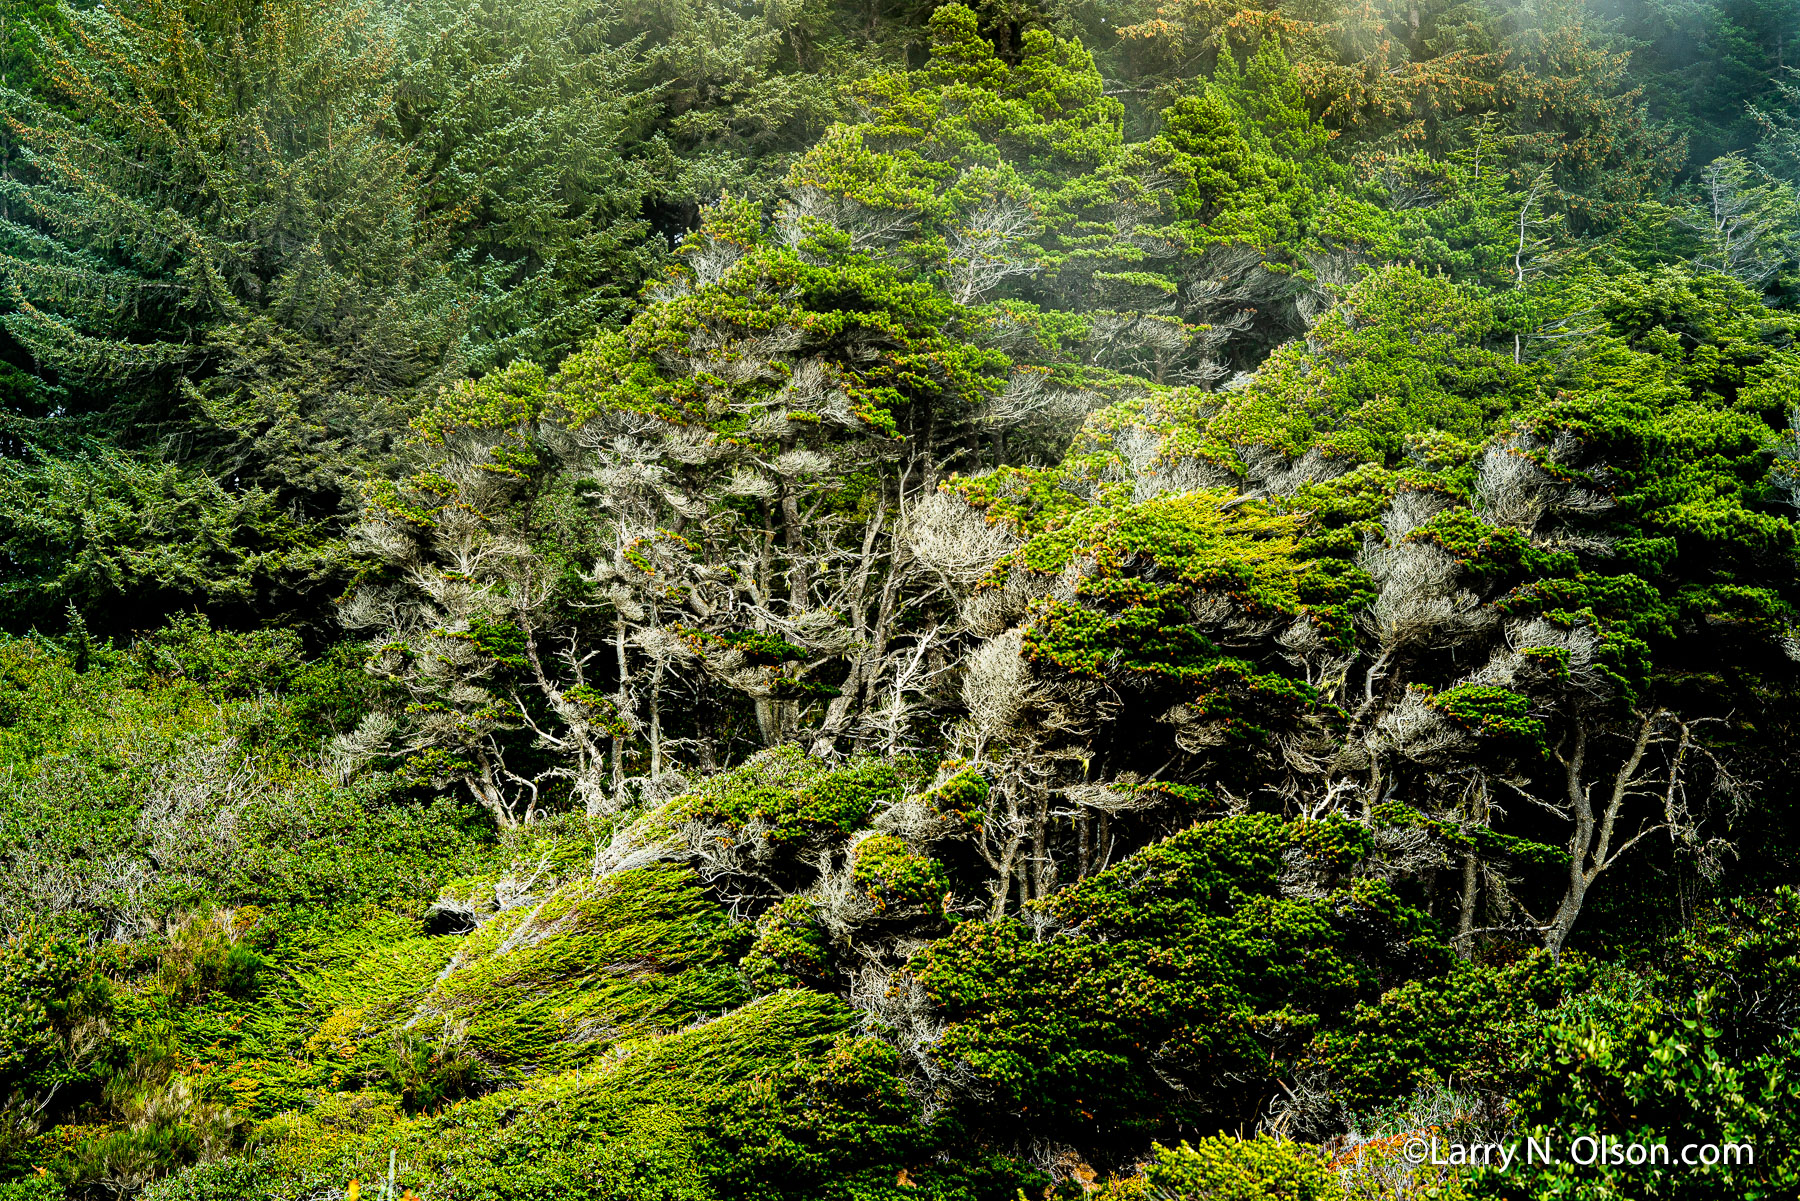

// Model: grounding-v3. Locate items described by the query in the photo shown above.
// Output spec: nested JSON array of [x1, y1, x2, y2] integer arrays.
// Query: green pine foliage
[[1208, 264, 1534, 465], [1132, 1135, 1345, 1201], [397, 866, 751, 1075], [908, 813, 1450, 1153]]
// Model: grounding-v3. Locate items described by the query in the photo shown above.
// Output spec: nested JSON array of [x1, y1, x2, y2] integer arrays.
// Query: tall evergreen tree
[[0, 0, 477, 629]]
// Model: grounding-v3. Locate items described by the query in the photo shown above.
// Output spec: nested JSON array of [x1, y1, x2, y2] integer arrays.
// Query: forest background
[[2, 0, 1800, 1197]]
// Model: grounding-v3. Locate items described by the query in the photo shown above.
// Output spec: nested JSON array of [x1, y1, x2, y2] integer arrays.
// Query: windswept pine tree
[[333, 6, 1299, 822]]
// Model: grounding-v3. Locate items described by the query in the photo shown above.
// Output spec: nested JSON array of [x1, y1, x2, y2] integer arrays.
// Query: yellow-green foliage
[[329, 994, 853, 1196], [402, 866, 747, 1075], [1015, 489, 1364, 680], [217, 989, 1037, 1201], [915, 763, 990, 833], [251, 1088, 407, 1169], [1142, 1136, 1345, 1201], [740, 897, 833, 994], [127, 908, 460, 1122], [0, 639, 229, 770], [292, 913, 458, 1016], [949, 390, 1216, 537], [1208, 265, 1535, 467], [851, 835, 951, 917], [805, 4, 1123, 219], [1013, 488, 1311, 602], [656, 745, 918, 849]]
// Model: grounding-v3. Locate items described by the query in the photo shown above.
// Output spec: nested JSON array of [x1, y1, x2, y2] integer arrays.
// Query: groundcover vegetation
[[1, 0, 1799, 1196]]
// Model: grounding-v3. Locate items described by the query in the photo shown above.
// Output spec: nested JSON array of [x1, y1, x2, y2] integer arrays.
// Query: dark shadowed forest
[[2, 0, 1799, 1197]]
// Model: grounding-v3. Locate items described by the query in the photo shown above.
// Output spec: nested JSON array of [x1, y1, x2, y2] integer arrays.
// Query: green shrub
[[741, 897, 833, 994], [140, 1154, 279, 1201], [1307, 951, 1586, 1114], [0, 1174, 65, 1201], [910, 813, 1451, 1152], [1143, 1136, 1344, 1201], [130, 616, 304, 702], [1471, 890, 1800, 1198], [63, 1029, 238, 1200], [915, 764, 990, 833], [236, 989, 1040, 1201], [0, 926, 112, 1135], [1472, 1000, 1800, 1199], [676, 747, 911, 849], [852, 835, 951, 917], [153, 921, 267, 1004], [376, 1032, 486, 1115], [409, 866, 749, 1073]]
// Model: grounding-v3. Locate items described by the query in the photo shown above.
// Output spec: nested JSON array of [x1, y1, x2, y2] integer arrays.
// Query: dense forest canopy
[[1, 0, 1799, 1198]]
